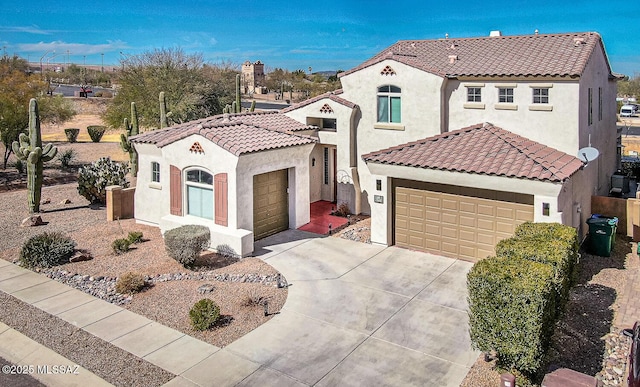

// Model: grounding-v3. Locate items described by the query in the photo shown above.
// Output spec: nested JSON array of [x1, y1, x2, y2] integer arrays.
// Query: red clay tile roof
[[131, 112, 315, 156], [282, 89, 358, 113], [341, 32, 611, 79], [362, 123, 584, 183]]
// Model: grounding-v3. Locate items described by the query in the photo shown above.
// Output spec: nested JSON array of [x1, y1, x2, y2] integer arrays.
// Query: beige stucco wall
[[284, 97, 355, 206], [446, 80, 580, 155], [236, 144, 314, 231], [134, 135, 313, 256], [340, 60, 446, 214]]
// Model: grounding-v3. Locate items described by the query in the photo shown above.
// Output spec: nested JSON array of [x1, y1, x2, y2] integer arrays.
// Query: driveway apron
[[225, 230, 479, 386]]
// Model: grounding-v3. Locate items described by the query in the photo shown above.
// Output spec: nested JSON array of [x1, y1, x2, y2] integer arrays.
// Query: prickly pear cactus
[[120, 101, 139, 177], [11, 99, 58, 213]]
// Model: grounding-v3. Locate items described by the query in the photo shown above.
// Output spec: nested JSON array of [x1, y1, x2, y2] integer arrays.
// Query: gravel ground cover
[[0, 139, 288, 384]]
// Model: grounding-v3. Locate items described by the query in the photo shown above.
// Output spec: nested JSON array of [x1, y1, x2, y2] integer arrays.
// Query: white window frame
[[498, 88, 514, 103], [532, 88, 549, 104], [467, 87, 482, 102], [151, 162, 160, 183], [377, 85, 401, 123], [185, 168, 214, 220]]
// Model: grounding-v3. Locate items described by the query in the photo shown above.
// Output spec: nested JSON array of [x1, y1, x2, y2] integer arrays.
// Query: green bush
[[64, 128, 80, 143], [58, 148, 77, 168], [87, 125, 106, 143], [164, 225, 210, 267], [496, 237, 576, 315], [19, 232, 76, 268], [115, 272, 147, 294], [498, 222, 580, 314], [467, 257, 556, 377], [127, 231, 144, 244], [189, 298, 220, 331], [513, 222, 580, 254], [77, 157, 129, 204], [112, 238, 131, 255]]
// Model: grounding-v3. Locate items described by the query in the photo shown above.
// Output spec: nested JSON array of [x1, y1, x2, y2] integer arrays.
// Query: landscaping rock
[[197, 284, 215, 294], [69, 252, 93, 263], [60, 199, 71, 204], [20, 215, 44, 227]]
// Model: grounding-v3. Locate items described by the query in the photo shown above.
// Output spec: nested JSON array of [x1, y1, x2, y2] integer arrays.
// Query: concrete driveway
[[189, 230, 479, 387]]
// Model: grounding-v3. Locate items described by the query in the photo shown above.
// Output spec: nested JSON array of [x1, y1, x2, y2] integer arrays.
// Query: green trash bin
[[586, 217, 616, 257]]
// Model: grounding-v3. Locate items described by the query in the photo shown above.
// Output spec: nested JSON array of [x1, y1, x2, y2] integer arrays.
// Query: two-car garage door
[[395, 186, 534, 261]]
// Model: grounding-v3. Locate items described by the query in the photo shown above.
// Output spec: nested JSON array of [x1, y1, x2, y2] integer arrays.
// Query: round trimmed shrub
[[164, 225, 210, 267], [19, 232, 76, 268], [77, 157, 129, 204], [127, 231, 144, 244], [115, 272, 147, 294], [87, 125, 106, 143], [189, 298, 220, 331], [64, 128, 80, 143]]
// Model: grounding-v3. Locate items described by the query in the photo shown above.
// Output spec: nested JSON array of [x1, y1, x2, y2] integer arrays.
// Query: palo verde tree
[[104, 48, 224, 129], [12, 99, 58, 213], [0, 56, 46, 169]]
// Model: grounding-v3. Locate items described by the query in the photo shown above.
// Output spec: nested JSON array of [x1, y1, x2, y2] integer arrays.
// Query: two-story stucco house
[[132, 31, 618, 261]]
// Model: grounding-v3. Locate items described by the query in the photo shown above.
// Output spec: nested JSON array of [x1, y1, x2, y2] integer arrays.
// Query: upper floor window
[[186, 169, 213, 220], [151, 162, 160, 183], [532, 88, 549, 104], [377, 85, 401, 123], [467, 87, 482, 102], [588, 87, 593, 125], [598, 87, 603, 121], [498, 88, 514, 103]]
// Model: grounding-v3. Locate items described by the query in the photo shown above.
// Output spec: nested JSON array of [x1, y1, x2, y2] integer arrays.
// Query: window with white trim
[[532, 88, 549, 104], [498, 88, 514, 103], [151, 162, 160, 183], [377, 85, 401, 123], [185, 169, 213, 220], [467, 87, 482, 102]]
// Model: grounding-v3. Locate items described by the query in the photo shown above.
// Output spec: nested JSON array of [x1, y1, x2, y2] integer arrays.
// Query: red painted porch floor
[[297, 201, 349, 235]]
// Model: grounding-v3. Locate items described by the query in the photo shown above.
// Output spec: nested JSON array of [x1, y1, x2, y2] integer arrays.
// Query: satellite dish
[[578, 147, 599, 163]]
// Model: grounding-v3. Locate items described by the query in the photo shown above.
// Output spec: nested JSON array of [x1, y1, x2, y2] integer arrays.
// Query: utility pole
[[101, 53, 104, 72]]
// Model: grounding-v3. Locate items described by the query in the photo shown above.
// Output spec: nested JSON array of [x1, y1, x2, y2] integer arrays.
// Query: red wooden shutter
[[214, 173, 228, 226], [169, 165, 182, 216]]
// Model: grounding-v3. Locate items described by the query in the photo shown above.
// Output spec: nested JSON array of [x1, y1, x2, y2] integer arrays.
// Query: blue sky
[[1, 0, 638, 76]]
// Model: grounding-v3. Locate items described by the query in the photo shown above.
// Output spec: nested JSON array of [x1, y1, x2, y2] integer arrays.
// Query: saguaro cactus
[[159, 91, 171, 129], [12, 99, 58, 213], [222, 74, 254, 114], [120, 101, 139, 177]]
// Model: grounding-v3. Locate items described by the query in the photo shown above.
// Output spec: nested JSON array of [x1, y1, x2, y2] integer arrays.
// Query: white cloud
[[0, 26, 52, 35], [16, 40, 129, 55]]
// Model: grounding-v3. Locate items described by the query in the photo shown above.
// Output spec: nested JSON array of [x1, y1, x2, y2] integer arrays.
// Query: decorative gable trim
[[380, 65, 396, 76], [380, 65, 396, 75], [190, 142, 204, 154], [320, 103, 333, 113]]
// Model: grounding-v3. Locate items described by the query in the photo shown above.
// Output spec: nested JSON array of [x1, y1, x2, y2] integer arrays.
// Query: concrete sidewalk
[[0, 231, 479, 386]]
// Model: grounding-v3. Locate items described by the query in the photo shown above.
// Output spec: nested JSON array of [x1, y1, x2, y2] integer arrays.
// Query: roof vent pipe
[[490, 30, 502, 37]]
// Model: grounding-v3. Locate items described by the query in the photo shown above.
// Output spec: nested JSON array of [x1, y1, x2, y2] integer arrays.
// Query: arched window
[[377, 85, 401, 123], [185, 168, 213, 220]]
